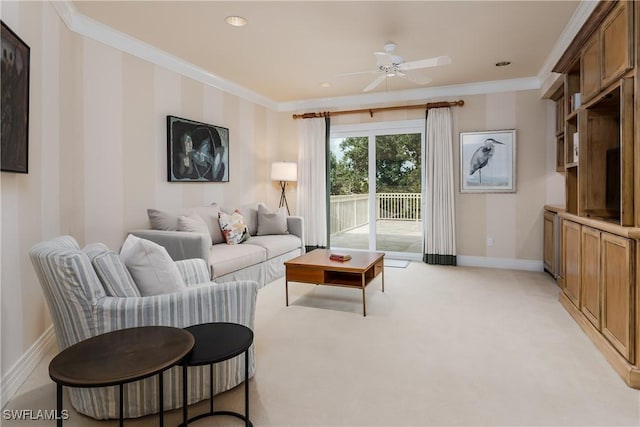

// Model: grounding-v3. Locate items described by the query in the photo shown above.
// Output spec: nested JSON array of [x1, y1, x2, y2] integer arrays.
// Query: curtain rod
[[292, 100, 464, 119]]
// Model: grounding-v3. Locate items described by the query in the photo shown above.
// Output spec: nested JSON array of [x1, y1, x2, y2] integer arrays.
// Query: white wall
[[0, 0, 565, 406], [0, 1, 280, 404]]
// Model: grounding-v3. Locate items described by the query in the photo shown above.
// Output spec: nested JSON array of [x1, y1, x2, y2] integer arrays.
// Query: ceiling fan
[[339, 42, 451, 92]]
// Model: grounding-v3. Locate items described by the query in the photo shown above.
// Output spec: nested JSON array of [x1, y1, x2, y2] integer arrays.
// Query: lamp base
[[279, 181, 291, 215]]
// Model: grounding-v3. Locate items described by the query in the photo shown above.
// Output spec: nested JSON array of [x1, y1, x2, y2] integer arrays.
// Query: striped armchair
[[29, 235, 259, 420]]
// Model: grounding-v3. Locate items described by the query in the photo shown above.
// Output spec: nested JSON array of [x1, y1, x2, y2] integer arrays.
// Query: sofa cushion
[[219, 210, 251, 244], [257, 205, 289, 235], [120, 234, 185, 296], [148, 204, 225, 244], [222, 202, 263, 236], [209, 243, 266, 278], [84, 243, 141, 297], [244, 235, 302, 259]]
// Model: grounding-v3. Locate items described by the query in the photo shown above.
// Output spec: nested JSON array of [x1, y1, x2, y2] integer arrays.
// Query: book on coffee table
[[329, 253, 352, 262]]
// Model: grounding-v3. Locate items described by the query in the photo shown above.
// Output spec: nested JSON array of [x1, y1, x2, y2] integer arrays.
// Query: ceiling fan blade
[[336, 70, 379, 77], [398, 55, 451, 70], [363, 75, 387, 92]]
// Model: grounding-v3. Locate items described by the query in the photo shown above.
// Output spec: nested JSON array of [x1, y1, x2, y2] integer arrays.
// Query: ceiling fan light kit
[[340, 42, 451, 92]]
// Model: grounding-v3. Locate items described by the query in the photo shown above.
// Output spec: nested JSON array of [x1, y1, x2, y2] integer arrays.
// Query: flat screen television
[[606, 146, 620, 214]]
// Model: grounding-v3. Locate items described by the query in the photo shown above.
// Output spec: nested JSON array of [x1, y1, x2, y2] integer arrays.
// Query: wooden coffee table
[[284, 249, 384, 316]]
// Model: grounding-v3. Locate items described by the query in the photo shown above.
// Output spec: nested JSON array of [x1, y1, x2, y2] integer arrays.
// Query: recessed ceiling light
[[320, 82, 331, 88], [225, 16, 247, 27], [495, 61, 511, 67]]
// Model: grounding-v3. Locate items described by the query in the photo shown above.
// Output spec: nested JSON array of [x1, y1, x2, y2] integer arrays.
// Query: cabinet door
[[581, 34, 600, 102], [601, 233, 635, 362], [543, 212, 555, 275], [580, 226, 601, 328], [601, 1, 632, 87], [562, 220, 581, 307]]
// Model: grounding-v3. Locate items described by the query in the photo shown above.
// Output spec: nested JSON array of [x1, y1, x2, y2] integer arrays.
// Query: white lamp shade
[[271, 162, 297, 182]]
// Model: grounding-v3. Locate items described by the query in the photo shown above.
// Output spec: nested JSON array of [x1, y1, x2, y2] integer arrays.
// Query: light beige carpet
[[4, 262, 640, 426]]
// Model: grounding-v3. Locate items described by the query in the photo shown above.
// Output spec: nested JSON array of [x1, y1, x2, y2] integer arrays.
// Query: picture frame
[[1, 21, 30, 174], [460, 129, 516, 193], [167, 115, 229, 182]]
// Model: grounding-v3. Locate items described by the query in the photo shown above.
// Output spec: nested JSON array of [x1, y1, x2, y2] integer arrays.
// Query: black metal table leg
[[245, 350, 249, 427], [183, 363, 188, 426], [159, 372, 164, 427], [56, 384, 63, 427], [119, 383, 124, 427]]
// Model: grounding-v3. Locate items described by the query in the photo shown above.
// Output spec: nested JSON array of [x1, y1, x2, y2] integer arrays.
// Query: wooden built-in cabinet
[[601, 1, 633, 86], [601, 232, 635, 362], [545, 0, 640, 389], [543, 212, 555, 275], [581, 34, 601, 101], [581, 226, 601, 329], [562, 220, 581, 307]]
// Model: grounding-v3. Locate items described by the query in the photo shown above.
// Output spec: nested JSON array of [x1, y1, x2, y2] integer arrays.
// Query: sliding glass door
[[329, 120, 424, 258]]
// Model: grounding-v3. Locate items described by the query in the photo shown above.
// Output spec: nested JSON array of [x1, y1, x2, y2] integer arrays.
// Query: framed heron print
[[167, 115, 229, 182], [460, 129, 516, 193]]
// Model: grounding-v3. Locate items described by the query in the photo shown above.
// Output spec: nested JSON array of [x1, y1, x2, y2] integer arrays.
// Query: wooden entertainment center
[[543, 0, 640, 388]]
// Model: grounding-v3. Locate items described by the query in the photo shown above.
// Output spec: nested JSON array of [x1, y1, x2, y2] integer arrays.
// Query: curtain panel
[[424, 108, 457, 265], [296, 117, 328, 248]]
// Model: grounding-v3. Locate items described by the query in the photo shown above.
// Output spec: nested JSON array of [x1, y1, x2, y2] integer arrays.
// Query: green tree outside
[[330, 134, 421, 195]]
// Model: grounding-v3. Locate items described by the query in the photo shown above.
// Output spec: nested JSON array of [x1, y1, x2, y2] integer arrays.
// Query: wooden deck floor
[[329, 220, 422, 253]]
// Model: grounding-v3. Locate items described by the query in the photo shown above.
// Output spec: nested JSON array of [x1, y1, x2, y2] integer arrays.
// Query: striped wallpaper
[[0, 0, 563, 402]]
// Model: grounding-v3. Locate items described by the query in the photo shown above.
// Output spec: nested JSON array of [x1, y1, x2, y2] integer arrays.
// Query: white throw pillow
[[119, 234, 185, 296]]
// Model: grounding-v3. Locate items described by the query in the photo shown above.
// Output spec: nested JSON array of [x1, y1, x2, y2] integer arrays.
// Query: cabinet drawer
[[286, 267, 324, 284]]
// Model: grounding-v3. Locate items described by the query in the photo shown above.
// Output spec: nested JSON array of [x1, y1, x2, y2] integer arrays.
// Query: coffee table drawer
[[286, 267, 324, 284]]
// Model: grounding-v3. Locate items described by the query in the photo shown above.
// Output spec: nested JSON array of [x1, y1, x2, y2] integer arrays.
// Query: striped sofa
[[29, 235, 259, 420]]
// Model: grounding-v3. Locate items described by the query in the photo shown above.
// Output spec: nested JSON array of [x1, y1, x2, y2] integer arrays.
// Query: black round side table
[[49, 326, 194, 427], [180, 322, 254, 427]]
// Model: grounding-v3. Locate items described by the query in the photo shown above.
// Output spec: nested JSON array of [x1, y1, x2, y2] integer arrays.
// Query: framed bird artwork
[[167, 115, 229, 182], [460, 129, 516, 193]]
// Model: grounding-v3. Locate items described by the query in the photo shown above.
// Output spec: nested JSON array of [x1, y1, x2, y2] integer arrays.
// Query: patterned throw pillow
[[218, 210, 251, 244]]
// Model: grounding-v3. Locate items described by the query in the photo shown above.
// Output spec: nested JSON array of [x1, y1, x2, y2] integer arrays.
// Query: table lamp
[[271, 162, 297, 215]]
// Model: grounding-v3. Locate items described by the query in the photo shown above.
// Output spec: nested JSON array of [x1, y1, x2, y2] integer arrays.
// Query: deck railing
[[330, 193, 422, 234]]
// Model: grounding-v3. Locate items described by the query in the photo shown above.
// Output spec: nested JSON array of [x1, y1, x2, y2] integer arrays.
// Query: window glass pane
[[375, 133, 422, 253], [329, 136, 369, 250]]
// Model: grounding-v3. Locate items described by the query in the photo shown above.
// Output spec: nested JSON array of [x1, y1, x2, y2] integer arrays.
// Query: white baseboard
[[1, 325, 57, 409], [457, 255, 543, 271]]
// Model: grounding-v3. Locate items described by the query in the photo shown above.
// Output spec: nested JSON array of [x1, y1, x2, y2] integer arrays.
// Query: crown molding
[[50, 0, 278, 110], [536, 1, 598, 87], [51, 0, 585, 114], [278, 77, 541, 112]]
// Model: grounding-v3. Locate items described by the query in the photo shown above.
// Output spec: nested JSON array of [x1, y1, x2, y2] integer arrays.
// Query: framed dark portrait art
[[167, 115, 229, 182], [1, 21, 30, 173]]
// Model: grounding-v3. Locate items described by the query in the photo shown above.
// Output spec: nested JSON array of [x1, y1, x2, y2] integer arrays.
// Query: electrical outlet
[[487, 237, 494, 247]]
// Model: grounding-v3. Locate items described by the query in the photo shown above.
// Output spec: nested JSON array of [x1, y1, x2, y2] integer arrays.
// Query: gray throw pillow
[[177, 211, 210, 234], [257, 204, 289, 235]]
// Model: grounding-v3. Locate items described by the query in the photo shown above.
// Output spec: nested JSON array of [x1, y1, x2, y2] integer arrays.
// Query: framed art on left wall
[[167, 115, 229, 182], [1, 21, 30, 173]]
